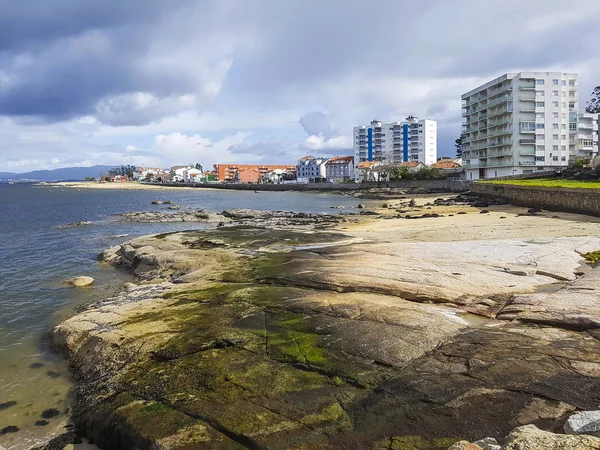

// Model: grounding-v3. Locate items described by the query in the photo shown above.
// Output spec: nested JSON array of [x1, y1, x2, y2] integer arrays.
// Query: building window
[[552, 101, 559, 107], [553, 90, 559, 96], [569, 80, 576, 87], [536, 123, 545, 129], [561, 145, 566, 151], [536, 91, 544, 97], [535, 101, 545, 107], [552, 135, 559, 141], [553, 145, 559, 150], [553, 156, 559, 161], [536, 134, 545, 140], [569, 103, 576, 109], [553, 79, 559, 85], [536, 79, 545, 85], [561, 156, 566, 161], [553, 123, 559, 129], [553, 112, 559, 118], [535, 156, 545, 161], [562, 80, 567, 86], [561, 134, 566, 140], [536, 145, 544, 151], [562, 124, 566, 129]]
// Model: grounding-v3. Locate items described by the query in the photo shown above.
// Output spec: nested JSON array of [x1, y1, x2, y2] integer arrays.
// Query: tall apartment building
[[461, 72, 579, 180], [575, 113, 599, 160], [353, 116, 437, 166]]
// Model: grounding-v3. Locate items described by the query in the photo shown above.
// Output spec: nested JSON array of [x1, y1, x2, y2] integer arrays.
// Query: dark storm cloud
[[0, 0, 215, 122]]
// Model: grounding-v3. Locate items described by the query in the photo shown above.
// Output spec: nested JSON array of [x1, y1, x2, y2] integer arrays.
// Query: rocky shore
[[46, 197, 600, 449]]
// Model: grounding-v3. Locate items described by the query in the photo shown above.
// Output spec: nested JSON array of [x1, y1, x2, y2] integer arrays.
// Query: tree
[[455, 133, 466, 158], [84, 176, 96, 182], [109, 165, 136, 179], [586, 86, 600, 113]]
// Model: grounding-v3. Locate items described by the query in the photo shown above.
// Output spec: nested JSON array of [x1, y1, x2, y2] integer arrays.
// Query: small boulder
[[151, 200, 163, 205], [168, 205, 180, 210], [357, 203, 366, 209], [564, 410, 600, 436], [35, 420, 49, 426], [473, 437, 501, 450], [64, 276, 94, 287], [479, 210, 490, 214], [164, 200, 173, 204], [504, 424, 600, 449]]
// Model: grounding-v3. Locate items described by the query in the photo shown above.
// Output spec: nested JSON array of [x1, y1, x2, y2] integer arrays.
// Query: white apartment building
[[296, 156, 329, 183], [461, 72, 579, 180], [353, 116, 437, 166], [575, 113, 599, 160]]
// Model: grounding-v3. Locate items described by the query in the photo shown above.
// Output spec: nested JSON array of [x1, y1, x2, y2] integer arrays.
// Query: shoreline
[[36, 196, 600, 448]]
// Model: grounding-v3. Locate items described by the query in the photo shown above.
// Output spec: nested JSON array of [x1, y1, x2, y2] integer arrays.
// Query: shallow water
[[0, 184, 361, 449]]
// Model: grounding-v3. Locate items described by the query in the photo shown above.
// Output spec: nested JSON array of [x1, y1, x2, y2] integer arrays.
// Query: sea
[[0, 184, 361, 449]]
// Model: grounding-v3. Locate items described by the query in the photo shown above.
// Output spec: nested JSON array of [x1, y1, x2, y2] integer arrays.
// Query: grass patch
[[583, 250, 600, 266], [477, 178, 600, 189]]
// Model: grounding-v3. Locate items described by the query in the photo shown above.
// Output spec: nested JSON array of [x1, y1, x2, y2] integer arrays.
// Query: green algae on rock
[[52, 223, 600, 449]]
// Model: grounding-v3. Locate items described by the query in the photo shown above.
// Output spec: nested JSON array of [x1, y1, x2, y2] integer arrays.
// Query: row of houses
[[129, 156, 462, 185]]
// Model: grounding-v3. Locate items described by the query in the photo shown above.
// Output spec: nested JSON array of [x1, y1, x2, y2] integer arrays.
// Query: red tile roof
[[357, 161, 380, 169], [325, 156, 353, 165], [433, 160, 461, 169]]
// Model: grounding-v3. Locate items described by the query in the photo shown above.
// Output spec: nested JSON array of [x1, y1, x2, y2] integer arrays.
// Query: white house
[[184, 168, 203, 182], [171, 165, 188, 181], [296, 156, 329, 183], [355, 161, 382, 182]]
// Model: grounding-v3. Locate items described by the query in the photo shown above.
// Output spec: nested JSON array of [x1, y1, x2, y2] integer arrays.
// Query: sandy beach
[[43, 181, 195, 190]]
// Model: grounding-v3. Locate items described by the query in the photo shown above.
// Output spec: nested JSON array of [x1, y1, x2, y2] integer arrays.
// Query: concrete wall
[[472, 182, 600, 217], [157, 179, 472, 193]]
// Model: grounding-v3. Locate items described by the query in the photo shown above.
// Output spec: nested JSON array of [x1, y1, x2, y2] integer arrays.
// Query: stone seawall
[[154, 179, 472, 193], [472, 182, 600, 217]]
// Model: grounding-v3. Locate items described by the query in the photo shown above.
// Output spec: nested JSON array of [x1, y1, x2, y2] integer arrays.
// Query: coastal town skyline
[[1, 0, 600, 173]]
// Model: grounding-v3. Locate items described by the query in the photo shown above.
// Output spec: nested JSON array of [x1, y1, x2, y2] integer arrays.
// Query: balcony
[[518, 161, 536, 166], [519, 96, 536, 102], [519, 139, 536, 145], [519, 83, 536, 90]]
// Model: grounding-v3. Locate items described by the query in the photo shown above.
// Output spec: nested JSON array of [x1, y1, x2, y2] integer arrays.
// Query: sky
[[1, 0, 600, 172]]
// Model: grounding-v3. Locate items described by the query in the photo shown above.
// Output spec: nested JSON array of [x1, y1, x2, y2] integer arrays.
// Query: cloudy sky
[[1, 0, 600, 172]]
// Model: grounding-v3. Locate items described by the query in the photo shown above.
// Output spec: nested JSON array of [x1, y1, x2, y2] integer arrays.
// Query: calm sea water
[[0, 184, 361, 449]]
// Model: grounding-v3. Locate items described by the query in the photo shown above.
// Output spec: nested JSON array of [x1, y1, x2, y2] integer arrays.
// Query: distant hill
[[0, 165, 115, 182]]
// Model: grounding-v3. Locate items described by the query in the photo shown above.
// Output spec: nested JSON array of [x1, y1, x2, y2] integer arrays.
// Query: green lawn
[[477, 178, 600, 189]]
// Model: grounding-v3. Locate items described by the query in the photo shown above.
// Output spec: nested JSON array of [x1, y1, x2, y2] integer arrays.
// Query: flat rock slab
[[498, 266, 600, 330], [262, 238, 600, 307]]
